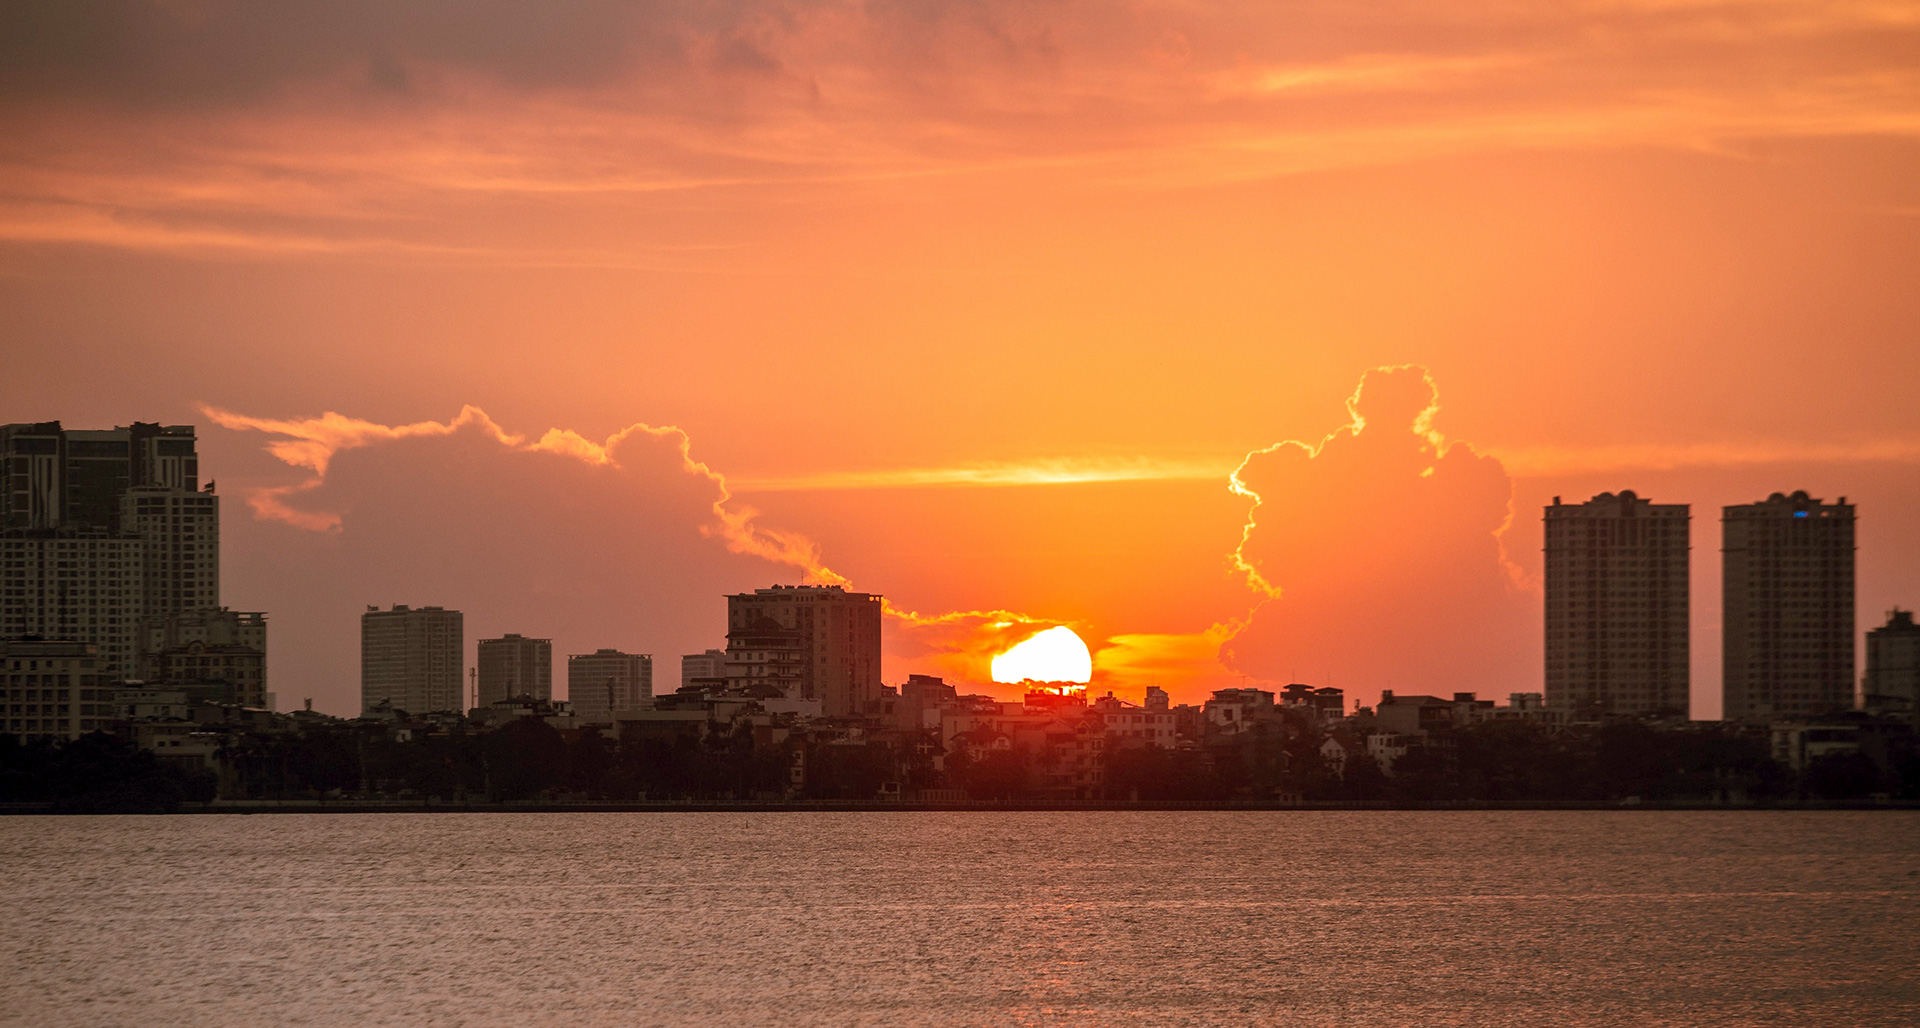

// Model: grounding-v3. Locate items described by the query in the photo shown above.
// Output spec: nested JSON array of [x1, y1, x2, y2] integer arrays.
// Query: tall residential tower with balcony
[[567, 648, 652, 725], [476, 633, 552, 707], [0, 421, 240, 682], [1722, 491, 1855, 722], [1544, 491, 1690, 717], [361, 604, 464, 716]]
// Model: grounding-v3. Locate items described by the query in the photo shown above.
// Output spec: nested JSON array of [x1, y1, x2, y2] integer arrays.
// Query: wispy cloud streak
[[1495, 438, 1920, 476], [732, 456, 1237, 492]]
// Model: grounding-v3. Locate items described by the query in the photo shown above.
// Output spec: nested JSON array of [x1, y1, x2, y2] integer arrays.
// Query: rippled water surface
[[4, 811, 1918, 1027]]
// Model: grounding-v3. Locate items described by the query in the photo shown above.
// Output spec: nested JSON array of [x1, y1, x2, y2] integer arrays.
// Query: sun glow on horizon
[[990, 626, 1093, 684]]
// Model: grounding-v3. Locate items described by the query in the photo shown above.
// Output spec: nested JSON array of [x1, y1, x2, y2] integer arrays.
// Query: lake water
[[3, 811, 1917, 1027]]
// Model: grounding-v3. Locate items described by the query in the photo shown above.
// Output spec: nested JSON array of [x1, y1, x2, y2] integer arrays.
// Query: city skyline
[[1, 4, 1916, 719], [108, 400, 1920, 718], [9, 414, 1916, 722]]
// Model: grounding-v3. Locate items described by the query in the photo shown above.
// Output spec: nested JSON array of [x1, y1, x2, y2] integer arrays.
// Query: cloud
[[0, 1, 673, 107], [1491, 438, 1920, 476], [211, 402, 1134, 710], [881, 605, 1074, 690], [1220, 366, 1533, 700], [725, 434, 1920, 496], [731, 455, 1236, 492], [1093, 621, 1247, 697], [3, 1, 1917, 259], [204, 402, 848, 585]]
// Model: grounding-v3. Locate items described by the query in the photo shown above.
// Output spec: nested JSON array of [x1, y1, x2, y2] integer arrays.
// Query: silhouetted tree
[[566, 730, 615, 798], [801, 740, 893, 800], [1803, 751, 1882, 800], [1334, 752, 1388, 801], [0, 732, 214, 812], [1104, 746, 1231, 801], [1386, 745, 1457, 803], [956, 745, 1031, 802], [484, 718, 567, 800], [1454, 721, 1582, 801]]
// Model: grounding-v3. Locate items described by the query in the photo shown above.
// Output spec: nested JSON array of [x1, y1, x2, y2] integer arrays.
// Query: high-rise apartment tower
[[1544, 491, 1691, 717], [1722, 492, 1855, 722], [680, 648, 726, 691], [0, 421, 222, 680], [476, 633, 552, 707], [1863, 609, 1919, 723], [360, 604, 464, 716], [725, 585, 882, 716], [567, 649, 652, 725]]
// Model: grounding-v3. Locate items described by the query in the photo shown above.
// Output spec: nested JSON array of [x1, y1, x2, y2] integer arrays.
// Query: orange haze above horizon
[[1, 2, 1917, 717]]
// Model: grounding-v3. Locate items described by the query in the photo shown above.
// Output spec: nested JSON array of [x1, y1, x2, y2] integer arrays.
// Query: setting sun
[[990, 626, 1093, 684]]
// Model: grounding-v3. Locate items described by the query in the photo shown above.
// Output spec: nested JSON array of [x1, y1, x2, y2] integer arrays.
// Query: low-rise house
[[1091, 692, 1176, 748], [469, 697, 576, 731], [131, 720, 221, 771], [1771, 714, 1915, 773], [1320, 732, 1363, 778], [1204, 687, 1277, 736], [1487, 692, 1567, 727], [1280, 683, 1346, 723], [114, 687, 190, 721], [1375, 691, 1495, 737]]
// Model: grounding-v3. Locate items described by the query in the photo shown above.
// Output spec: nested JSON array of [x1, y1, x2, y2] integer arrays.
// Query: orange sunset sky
[[3, 1, 1917, 717]]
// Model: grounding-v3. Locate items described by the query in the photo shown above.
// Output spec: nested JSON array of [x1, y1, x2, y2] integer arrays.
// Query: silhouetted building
[[1091, 692, 1175, 747], [137, 609, 269, 708], [153, 644, 267, 708], [1374, 690, 1492, 737], [1488, 692, 1565, 726], [1, 421, 198, 532], [1280, 682, 1347, 721], [724, 585, 882, 717], [568, 648, 652, 725], [1864, 609, 1920, 721], [1769, 713, 1914, 774], [0, 639, 112, 741], [140, 607, 264, 657], [114, 686, 190, 721], [1204, 687, 1275, 735], [476, 633, 551, 707], [898, 673, 957, 730], [1321, 732, 1364, 778], [1722, 492, 1855, 722], [361, 604, 463, 716], [470, 696, 575, 731], [1545, 491, 1690, 717], [1, 533, 145, 677], [123, 485, 219, 620], [0, 422, 222, 680], [680, 648, 726, 690], [1024, 686, 1088, 713]]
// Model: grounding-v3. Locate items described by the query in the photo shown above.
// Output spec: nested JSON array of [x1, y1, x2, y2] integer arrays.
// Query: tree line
[[5, 716, 1915, 810]]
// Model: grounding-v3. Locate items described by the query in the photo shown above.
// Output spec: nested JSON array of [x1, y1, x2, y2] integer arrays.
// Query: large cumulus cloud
[[1221, 366, 1532, 701], [213, 406, 839, 712], [212, 404, 1081, 712]]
